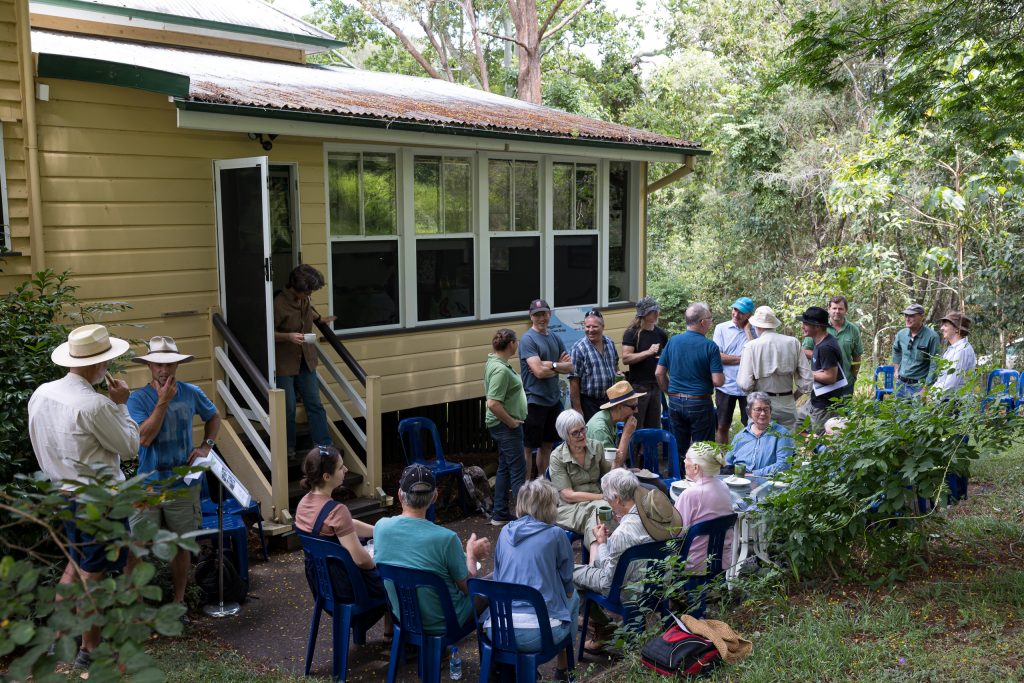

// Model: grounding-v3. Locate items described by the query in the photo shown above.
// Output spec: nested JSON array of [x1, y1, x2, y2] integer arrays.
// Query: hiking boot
[[73, 649, 92, 670]]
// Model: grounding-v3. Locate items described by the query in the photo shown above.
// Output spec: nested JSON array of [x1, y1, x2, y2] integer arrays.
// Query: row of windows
[[326, 150, 636, 332]]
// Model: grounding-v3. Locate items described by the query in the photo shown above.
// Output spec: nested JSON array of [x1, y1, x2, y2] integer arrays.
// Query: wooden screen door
[[214, 156, 276, 396]]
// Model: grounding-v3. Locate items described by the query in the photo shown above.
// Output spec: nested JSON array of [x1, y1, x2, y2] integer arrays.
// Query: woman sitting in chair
[[295, 446, 389, 635], [674, 442, 734, 571], [549, 409, 615, 548], [492, 479, 578, 682]]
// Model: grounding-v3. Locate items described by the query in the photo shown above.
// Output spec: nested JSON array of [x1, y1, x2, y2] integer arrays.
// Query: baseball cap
[[731, 297, 755, 315], [529, 299, 551, 314], [399, 464, 436, 494], [902, 303, 925, 316]]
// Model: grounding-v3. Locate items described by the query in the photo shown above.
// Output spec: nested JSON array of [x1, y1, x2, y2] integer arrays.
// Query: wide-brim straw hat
[[749, 306, 781, 329], [636, 486, 682, 542], [680, 615, 753, 664], [51, 324, 130, 368], [599, 380, 646, 410], [132, 336, 194, 364]]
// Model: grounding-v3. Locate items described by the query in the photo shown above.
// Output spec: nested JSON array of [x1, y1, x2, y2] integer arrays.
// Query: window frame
[[547, 156, 605, 310]]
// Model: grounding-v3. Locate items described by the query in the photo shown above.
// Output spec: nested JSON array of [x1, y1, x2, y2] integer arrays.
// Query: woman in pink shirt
[[674, 442, 734, 571]]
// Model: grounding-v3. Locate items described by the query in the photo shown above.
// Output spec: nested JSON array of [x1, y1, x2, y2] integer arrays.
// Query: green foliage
[[759, 386, 1022, 582], [0, 471, 199, 682]]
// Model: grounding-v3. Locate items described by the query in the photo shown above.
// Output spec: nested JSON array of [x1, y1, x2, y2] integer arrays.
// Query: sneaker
[[73, 649, 92, 670], [489, 516, 513, 526], [180, 613, 191, 627]]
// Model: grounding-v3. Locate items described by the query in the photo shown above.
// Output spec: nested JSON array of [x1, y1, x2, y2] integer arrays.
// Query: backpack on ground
[[462, 465, 493, 516], [194, 549, 248, 605], [640, 624, 722, 677]]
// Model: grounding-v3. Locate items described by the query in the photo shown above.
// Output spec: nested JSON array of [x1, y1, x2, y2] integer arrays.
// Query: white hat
[[51, 324, 130, 368], [132, 336, 194, 365], [749, 306, 782, 329]]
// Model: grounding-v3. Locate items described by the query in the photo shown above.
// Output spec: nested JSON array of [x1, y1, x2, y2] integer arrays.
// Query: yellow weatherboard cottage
[[0, 0, 706, 531]]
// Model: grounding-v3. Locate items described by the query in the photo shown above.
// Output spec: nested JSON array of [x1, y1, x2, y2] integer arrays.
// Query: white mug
[[303, 333, 317, 344]]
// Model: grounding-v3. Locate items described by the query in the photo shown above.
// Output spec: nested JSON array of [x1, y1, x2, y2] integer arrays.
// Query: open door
[[214, 157, 276, 398]]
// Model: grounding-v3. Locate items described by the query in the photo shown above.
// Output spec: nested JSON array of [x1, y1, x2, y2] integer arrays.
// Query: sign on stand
[[185, 452, 252, 508]]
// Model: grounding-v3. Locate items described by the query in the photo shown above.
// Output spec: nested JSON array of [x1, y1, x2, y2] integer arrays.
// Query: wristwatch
[[204, 438, 216, 448], [550, 361, 557, 371]]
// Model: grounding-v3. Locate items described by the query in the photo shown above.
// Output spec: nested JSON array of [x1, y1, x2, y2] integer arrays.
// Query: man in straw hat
[[585, 380, 645, 467], [127, 337, 221, 618], [931, 310, 976, 397], [573, 468, 681, 653], [28, 324, 140, 668], [736, 306, 812, 432]]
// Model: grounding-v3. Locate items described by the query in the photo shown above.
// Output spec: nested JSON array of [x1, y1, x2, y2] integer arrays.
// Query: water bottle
[[449, 645, 462, 680]]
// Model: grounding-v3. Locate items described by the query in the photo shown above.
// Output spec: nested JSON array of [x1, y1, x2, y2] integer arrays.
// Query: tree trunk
[[509, 0, 542, 103]]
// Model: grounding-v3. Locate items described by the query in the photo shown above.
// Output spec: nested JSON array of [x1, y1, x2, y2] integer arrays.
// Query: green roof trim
[[175, 100, 712, 156], [33, 0, 347, 50], [38, 52, 190, 98]]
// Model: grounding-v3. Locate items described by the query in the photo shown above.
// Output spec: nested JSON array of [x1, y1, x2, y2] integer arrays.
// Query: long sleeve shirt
[[736, 331, 813, 395], [673, 476, 734, 571], [931, 338, 977, 395], [572, 507, 653, 596], [726, 422, 794, 476], [892, 326, 941, 384]]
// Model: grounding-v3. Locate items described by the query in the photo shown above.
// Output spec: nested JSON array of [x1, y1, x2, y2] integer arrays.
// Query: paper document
[[813, 364, 848, 396], [183, 451, 253, 509]]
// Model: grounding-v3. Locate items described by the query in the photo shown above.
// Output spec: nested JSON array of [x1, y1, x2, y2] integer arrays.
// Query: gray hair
[[601, 468, 638, 503], [515, 479, 559, 524], [685, 302, 711, 327], [399, 488, 434, 510], [555, 409, 585, 442], [747, 391, 771, 409]]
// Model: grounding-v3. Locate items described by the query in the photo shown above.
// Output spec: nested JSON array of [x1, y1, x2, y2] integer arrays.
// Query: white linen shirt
[[28, 373, 140, 491], [931, 338, 977, 395], [736, 330, 813, 395]]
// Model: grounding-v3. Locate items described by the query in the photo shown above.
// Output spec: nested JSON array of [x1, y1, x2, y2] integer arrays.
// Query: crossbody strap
[[311, 499, 340, 537]]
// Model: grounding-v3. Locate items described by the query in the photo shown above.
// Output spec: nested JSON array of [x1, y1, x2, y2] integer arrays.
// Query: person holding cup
[[274, 264, 336, 455], [549, 409, 615, 549]]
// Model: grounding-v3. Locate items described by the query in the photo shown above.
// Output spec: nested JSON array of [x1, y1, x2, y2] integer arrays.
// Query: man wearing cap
[[621, 296, 669, 429], [585, 380, 643, 467], [569, 309, 621, 423], [127, 337, 221, 616], [736, 306, 813, 431], [931, 311, 976, 396], [713, 297, 758, 444], [892, 303, 941, 398], [655, 302, 725, 457], [801, 296, 863, 398], [520, 299, 573, 478], [373, 464, 491, 634], [802, 306, 847, 431], [28, 324, 140, 668]]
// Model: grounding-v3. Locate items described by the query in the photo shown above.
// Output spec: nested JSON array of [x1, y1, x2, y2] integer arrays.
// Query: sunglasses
[[585, 309, 604, 319]]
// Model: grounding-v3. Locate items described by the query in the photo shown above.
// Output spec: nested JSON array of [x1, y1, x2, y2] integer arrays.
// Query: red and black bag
[[640, 624, 722, 677]]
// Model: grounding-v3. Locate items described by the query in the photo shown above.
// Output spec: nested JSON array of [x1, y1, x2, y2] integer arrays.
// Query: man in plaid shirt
[[569, 310, 621, 422]]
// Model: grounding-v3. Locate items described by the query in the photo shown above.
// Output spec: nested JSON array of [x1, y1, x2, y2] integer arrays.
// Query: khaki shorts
[[130, 485, 202, 535]]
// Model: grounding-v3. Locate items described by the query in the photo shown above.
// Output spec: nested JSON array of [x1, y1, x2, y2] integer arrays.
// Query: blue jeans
[[489, 423, 526, 521], [511, 590, 580, 653], [668, 396, 717, 457], [278, 359, 332, 452], [895, 380, 924, 399]]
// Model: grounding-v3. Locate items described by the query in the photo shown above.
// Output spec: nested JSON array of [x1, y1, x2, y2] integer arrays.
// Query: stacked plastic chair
[[874, 365, 895, 400]]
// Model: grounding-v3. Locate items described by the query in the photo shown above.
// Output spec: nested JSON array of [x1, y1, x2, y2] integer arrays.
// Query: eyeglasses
[[569, 427, 587, 438], [750, 406, 771, 413]]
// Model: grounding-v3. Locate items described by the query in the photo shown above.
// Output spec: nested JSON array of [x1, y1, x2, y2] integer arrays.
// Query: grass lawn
[[114, 441, 1024, 682]]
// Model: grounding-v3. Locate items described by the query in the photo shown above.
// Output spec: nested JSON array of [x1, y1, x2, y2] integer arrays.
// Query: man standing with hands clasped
[[128, 336, 221, 623]]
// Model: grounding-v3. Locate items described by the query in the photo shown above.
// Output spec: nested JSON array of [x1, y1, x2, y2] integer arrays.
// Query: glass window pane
[[552, 162, 573, 230], [490, 236, 540, 314], [575, 164, 596, 231], [488, 160, 511, 232], [417, 238, 475, 321], [363, 153, 396, 236], [331, 240, 400, 329], [443, 158, 472, 233], [514, 161, 539, 231], [608, 162, 630, 302], [414, 157, 441, 234], [554, 235, 598, 307], [328, 153, 359, 236]]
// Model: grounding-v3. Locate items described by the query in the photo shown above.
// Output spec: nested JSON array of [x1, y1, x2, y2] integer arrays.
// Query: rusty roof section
[[33, 30, 705, 151]]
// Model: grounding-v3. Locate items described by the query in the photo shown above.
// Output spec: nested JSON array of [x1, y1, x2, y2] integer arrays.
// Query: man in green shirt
[[891, 303, 941, 398], [801, 295, 863, 396], [585, 380, 643, 468], [484, 328, 528, 525]]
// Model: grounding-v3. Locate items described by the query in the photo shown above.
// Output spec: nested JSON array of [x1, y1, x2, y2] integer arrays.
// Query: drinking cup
[[734, 463, 747, 478], [597, 504, 613, 523], [303, 333, 317, 344]]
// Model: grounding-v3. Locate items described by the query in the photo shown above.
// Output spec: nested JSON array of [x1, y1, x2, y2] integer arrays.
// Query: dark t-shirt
[[519, 328, 566, 406], [811, 335, 844, 408], [622, 326, 669, 384]]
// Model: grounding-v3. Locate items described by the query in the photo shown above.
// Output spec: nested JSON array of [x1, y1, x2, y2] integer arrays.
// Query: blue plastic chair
[[982, 369, 1019, 413], [1018, 378, 1024, 413], [628, 429, 682, 486], [874, 365, 895, 401], [467, 578, 575, 683], [376, 563, 476, 683], [296, 534, 387, 682], [577, 539, 671, 662], [197, 511, 249, 581], [672, 514, 738, 618], [397, 417, 469, 521]]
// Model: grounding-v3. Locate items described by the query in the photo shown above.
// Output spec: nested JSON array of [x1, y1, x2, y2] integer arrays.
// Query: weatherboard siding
[[0, 0, 30, 291]]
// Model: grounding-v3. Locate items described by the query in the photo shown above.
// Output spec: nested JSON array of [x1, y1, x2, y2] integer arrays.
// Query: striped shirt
[[569, 335, 619, 399]]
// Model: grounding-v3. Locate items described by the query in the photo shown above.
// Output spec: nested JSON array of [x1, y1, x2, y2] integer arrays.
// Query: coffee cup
[[603, 448, 617, 462], [596, 504, 613, 523], [734, 463, 747, 478], [303, 333, 317, 344]]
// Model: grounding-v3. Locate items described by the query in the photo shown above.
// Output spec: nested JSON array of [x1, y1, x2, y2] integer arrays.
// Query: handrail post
[[268, 388, 292, 523], [208, 306, 227, 418], [365, 375, 382, 492]]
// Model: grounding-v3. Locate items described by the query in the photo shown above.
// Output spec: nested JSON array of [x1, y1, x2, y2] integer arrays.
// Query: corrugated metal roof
[[31, 0, 334, 39], [33, 30, 704, 152]]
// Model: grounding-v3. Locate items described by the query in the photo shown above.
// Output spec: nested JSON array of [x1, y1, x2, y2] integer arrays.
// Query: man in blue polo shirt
[[656, 302, 725, 456], [128, 336, 220, 621]]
